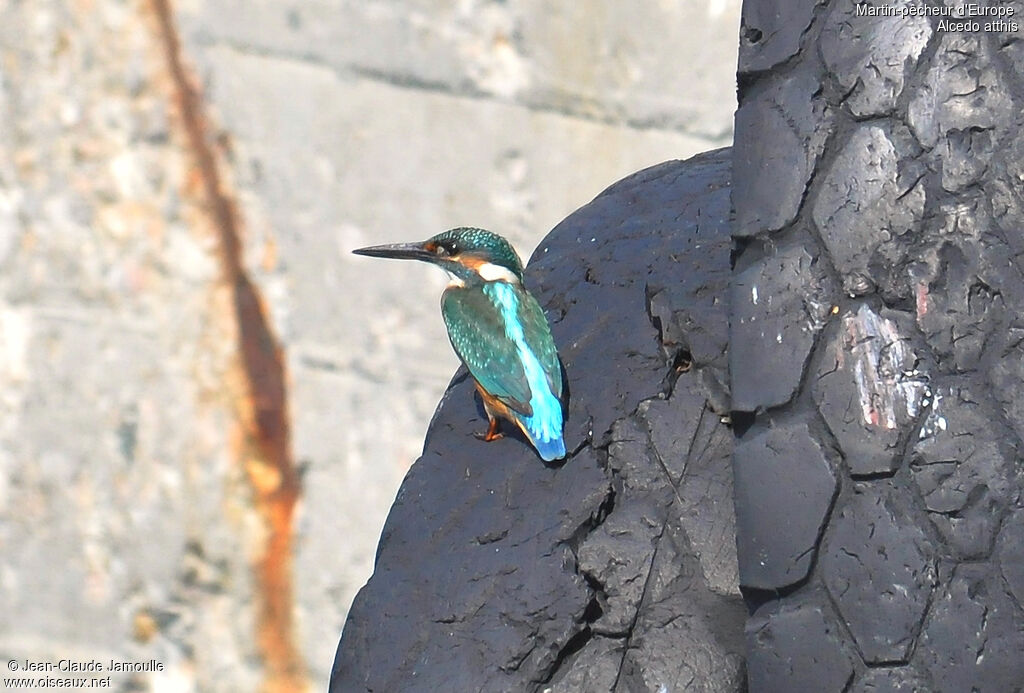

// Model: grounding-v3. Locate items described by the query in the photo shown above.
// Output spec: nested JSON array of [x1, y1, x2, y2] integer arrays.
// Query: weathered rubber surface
[[331, 150, 746, 692], [334, 2, 1024, 689], [733, 1, 1024, 691]]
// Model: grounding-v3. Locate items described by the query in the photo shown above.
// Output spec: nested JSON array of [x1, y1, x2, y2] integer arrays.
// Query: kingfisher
[[353, 227, 566, 461]]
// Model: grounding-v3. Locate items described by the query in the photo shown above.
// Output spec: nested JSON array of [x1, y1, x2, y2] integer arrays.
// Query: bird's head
[[353, 227, 524, 286]]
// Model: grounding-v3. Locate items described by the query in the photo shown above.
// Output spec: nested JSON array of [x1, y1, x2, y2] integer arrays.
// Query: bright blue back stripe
[[487, 283, 564, 457]]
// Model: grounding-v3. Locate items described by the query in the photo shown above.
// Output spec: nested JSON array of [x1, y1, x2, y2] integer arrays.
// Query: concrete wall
[[0, 1, 739, 689]]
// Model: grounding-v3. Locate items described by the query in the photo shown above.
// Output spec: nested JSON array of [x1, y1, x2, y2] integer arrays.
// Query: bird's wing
[[441, 287, 534, 416], [514, 287, 564, 402]]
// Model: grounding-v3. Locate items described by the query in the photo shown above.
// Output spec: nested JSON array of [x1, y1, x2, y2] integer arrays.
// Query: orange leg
[[477, 413, 505, 440], [474, 381, 506, 442]]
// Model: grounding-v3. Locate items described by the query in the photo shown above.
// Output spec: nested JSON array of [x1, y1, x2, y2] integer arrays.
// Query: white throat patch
[[477, 262, 520, 283]]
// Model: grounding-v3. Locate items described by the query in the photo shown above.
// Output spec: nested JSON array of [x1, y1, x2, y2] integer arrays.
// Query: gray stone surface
[[0, 1, 740, 690], [0, 2, 261, 689], [178, 1, 739, 140]]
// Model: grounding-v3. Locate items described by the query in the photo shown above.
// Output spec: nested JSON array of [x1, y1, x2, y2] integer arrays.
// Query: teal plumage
[[443, 281, 565, 460], [353, 227, 567, 461]]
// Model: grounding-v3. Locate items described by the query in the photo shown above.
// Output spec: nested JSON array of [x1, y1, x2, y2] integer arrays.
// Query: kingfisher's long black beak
[[352, 241, 436, 262]]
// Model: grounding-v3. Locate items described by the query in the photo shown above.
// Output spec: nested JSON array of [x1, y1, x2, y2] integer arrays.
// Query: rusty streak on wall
[[146, 0, 306, 690]]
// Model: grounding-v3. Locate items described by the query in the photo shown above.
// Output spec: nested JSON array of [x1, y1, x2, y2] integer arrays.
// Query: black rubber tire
[[331, 151, 746, 692], [731, 1, 1024, 691], [332, 1, 1024, 690]]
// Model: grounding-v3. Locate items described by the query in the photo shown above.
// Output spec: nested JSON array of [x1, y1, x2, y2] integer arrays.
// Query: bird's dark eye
[[435, 242, 456, 256]]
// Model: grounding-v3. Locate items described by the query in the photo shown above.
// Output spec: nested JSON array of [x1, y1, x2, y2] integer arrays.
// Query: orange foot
[[474, 418, 504, 442]]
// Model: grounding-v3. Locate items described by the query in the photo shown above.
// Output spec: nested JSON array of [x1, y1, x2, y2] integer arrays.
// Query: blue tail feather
[[516, 402, 565, 461], [531, 433, 566, 462], [487, 281, 566, 461]]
